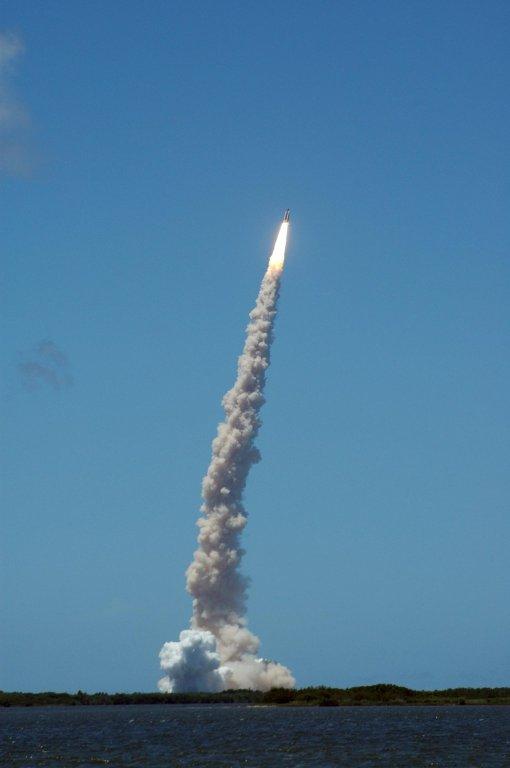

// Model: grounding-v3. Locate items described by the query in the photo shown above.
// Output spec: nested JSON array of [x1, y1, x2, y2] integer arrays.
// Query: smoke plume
[[159, 219, 294, 692], [0, 31, 33, 176], [18, 339, 73, 391]]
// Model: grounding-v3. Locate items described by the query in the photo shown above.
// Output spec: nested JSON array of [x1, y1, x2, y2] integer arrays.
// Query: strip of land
[[1, 685, 509, 707]]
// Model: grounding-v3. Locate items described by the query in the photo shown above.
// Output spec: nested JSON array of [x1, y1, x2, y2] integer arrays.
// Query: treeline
[[2, 684, 510, 708], [0, 689, 263, 707], [262, 684, 510, 706]]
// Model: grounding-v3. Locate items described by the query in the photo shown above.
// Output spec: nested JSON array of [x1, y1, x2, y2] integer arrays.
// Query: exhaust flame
[[268, 220, 289, 273], [158, 214, 294, 693]]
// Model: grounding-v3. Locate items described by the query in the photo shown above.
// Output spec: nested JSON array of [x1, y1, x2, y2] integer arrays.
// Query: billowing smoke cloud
[[159, 220, 294, 692], [0, 31, 32, 176], [159, 630, 228, 693]]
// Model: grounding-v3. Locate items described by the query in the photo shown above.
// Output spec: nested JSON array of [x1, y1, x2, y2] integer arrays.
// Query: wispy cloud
[[0, 31, 33, 176], [18, 340, 73, 392]]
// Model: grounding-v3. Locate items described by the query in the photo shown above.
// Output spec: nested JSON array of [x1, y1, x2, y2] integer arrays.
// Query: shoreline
[[2, 684, 510, 708]]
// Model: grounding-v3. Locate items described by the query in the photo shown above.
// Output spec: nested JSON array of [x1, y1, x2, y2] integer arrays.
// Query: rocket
[[283, 209, 290, 222]]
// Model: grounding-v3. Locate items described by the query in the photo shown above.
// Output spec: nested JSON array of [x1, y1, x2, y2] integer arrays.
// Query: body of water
[[1, 704, 509, 767]]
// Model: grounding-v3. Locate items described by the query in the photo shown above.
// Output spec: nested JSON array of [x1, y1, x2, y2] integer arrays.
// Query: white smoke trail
[[0, 32, 33, 176], [159, 218, 294, 692]]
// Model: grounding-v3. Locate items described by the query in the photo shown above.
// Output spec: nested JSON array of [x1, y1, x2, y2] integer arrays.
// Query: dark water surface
[[1, 704, 509, 767]]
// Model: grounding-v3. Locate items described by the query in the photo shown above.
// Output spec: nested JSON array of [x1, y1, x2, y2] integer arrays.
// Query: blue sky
[[1, 0, 509, 693]]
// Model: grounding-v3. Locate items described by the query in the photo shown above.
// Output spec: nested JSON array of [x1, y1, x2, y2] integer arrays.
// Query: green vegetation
[[262, 684, 510, 706], [0, 690, 263, 707], [1, 684, 510, 708]]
